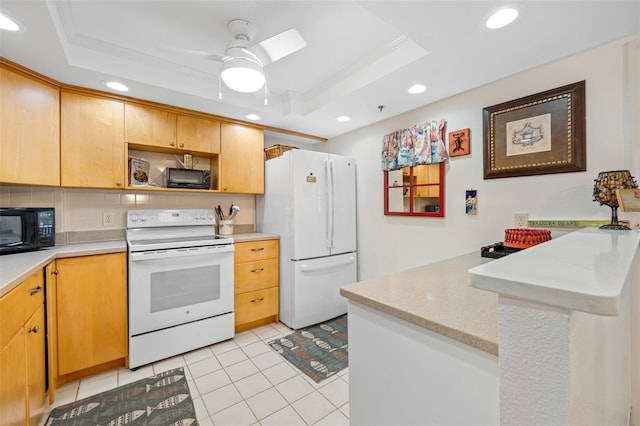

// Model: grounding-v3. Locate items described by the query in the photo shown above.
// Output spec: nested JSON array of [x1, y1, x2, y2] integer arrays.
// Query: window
[[384, 163, 444, 216]]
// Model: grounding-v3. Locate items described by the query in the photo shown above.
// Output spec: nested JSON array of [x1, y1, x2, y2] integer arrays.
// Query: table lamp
[[592, 170, 638, 230]]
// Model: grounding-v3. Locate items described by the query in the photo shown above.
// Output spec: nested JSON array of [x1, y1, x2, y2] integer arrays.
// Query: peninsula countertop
[[340, 252, 498, 355]]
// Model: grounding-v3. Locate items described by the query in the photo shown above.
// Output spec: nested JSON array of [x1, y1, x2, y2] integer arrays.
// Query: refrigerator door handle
[[329, 159, 336, 249], [299, 255, 356, 272], [324, 159, 332, 250]]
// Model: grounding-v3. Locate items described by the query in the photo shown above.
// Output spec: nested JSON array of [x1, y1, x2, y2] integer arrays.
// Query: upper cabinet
[[0, 64, 60, 186], [61, 90, 126, 189], [125, 103, 220, 155], [219, 123, 264, 194]]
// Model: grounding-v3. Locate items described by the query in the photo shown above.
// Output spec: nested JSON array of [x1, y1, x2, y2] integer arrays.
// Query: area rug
[[45, 367, 198, 426], [268, 315, 348, 383]]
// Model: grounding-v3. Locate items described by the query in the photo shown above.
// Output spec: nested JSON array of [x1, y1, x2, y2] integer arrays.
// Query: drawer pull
[[51, 269, 59, 275], [29, 286, 43, 296], [251, 268, 264, 273], [28, 325, 40, 334], [250, 247, 265, 252], [251, 297, 265, 303]]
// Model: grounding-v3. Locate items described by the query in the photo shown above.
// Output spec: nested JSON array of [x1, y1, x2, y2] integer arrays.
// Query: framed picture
[[482, 81, 586, 179], [617, 188, 640, 212], [449, 128, 470, 157]]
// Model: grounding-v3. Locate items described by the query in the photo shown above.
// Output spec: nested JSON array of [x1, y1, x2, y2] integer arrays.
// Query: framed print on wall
[[449, 128, 470, 157], [482, 81, 586, 179]]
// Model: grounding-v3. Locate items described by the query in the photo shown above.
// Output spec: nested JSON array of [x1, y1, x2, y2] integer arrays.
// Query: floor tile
[[262, 361, 298, 386], [318, 377, 349, 407], [245, 387, 289, 420], [217, 347, 248, 367], [291, 390, 335, 425], [275, 375, 315, 404], [313, 408, 350, 425], [182, 346, 214, 365], [210, 338, 239, 355], [339, 402, 349, 417], [188, 355, 222, 378], [193, 368, 231, 395], [233, 330, 261, 347], [260, 405, 307, 426], [252, 324, 282, 341], [234, 372, 273, 399], [241, 340, 272, 358], [117, 365, 153, 386], [251, 349, 284, 370], [225, 358, 259, 382], [152, 354, 186, 373], [201, 383, 243, 415], [191, 396, 210, 422], [210, 401, 258, 426], [76, 375, 118, 400]]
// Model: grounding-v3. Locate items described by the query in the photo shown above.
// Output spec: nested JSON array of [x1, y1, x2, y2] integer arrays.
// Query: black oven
[[0, 208, 55, 255]]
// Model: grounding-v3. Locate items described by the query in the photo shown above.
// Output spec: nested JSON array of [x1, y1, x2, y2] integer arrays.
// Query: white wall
[[324, 34, 640, 281]]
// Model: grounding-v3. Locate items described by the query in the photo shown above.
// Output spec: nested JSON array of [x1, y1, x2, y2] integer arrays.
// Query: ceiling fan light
[[220, 57, 265, 93]]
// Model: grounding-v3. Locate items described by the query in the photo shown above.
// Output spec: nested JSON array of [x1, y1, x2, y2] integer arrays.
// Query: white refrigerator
[[257, 149, 357, 329]]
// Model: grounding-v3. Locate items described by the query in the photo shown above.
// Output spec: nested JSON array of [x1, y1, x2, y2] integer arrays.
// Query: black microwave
[[0, 208, 55, 255], [165, 168, 211, 189]]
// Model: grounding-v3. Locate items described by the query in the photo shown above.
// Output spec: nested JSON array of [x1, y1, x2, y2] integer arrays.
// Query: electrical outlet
[[102, 212, 115, 227], [514, 212, 528, 228]]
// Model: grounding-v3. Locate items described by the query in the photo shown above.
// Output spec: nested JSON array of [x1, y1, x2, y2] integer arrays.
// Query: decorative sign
[[449, 129, 470, 157], [465, 189, 477, 215]]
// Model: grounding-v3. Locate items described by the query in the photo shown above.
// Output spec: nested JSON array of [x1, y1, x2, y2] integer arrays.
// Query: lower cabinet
[[0, 269, 46, 426], [56, 253, 127, 377], [234, 239, 279, 332]]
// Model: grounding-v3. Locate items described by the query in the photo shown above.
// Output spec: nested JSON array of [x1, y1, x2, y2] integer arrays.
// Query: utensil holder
[[218, 220, 234, 235]]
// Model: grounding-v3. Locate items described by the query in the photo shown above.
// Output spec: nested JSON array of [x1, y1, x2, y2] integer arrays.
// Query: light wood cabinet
[[0, 269, 46, 426], [56, 253, 127, 375], [220, 123, 264, 194], [0, 64, 60, 186], [125, 103, 220, 154], [414, 164, 440, 198], [61, 90, 126, 188], [234, 239, 279, 332]]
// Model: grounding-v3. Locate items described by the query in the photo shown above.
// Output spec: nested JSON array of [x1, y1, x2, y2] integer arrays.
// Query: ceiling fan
[[166, 19, 307, 100]]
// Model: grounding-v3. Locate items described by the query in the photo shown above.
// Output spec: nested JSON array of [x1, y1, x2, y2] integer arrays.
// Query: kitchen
[[1, 1, 640, 425]]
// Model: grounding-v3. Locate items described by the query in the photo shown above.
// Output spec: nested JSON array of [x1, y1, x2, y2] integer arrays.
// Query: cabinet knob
[[51, 269, 59, 275], [28, 325, 40, 333], [170, 142, 176, 147], [179, 143, 185, 148], [223, 187, 228, 191], [250, 297, 265, 303], [251, 268, 264, 273], [29, 285, 43, 296], [116, 182, 122, 187]]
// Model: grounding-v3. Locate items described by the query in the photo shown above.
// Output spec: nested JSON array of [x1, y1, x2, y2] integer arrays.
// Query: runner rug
[[45, 367, 197, 426], [267, 314, 348, 383]]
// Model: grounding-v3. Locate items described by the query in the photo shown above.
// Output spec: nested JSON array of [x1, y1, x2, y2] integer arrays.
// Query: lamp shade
[[220, 56, 265, 93]]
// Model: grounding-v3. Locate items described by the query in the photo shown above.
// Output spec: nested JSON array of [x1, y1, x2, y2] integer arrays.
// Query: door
[[128, 245, 234, 335], [328, 154, 356, 255], [288, 252, 357, 329], [290, 150, 331, 260]]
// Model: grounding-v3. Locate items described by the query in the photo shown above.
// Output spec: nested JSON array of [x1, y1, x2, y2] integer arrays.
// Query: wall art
[[465, 189, 477, 215], [482, 81, 586, 179], [449, 128, 470, 157]]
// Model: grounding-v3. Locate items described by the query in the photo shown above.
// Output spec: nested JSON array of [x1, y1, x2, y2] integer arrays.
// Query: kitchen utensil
[[228, 205, 240, 220]]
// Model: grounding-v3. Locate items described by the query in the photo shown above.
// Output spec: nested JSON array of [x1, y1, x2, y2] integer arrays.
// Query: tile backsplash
[[0, 185, 255, 236]]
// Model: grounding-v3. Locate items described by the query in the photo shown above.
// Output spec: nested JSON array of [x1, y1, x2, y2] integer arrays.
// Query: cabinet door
[[0, 66, 60, 186], [177, 115, 220, 154], [56, 253, 127, 375], [220, 123, 264, 194], [0, 329, 27, 426], [45, 262, 58, 404], [124, 103, 177, 149], [61, 91, 125, 188], [26, 305, 45, 426]]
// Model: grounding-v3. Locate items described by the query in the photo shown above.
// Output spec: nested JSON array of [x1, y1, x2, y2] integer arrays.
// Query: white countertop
[[340, 253, 498, 355], [468, 228, 640, 316]]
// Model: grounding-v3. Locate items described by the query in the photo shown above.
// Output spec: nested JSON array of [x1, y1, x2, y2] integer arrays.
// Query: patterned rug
[[45, 367, 197, 426], [268, 315, 348, 383]]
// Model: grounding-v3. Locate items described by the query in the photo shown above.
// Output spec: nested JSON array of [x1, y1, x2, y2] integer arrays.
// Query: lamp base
[[599, 223, 631, 230]]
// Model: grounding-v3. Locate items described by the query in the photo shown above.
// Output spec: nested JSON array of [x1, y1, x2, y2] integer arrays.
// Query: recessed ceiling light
[[245, 113, 260, 120], [336, 115, 351, 122], [0, 12, 21, 32], [104, 81, 129, 92], [408, 84, 427, 94], [485, 7, 519, 29]]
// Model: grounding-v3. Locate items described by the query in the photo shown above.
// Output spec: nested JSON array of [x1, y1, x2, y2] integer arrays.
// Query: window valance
[[381, 119, 448, 171]]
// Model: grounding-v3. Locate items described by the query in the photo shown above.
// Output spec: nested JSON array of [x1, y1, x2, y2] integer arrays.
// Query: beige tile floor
[[41, 322, 349, 426]]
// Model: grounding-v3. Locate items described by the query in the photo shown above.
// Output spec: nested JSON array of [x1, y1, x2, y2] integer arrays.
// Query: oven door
[[128, 244, 234, 335]]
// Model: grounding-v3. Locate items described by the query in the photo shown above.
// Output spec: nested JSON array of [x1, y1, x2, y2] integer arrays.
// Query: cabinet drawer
[[235, 240, 278, 263], [0, 270, 44, 349], [235, 259, 279, 294], [234, 287, 278, 326]]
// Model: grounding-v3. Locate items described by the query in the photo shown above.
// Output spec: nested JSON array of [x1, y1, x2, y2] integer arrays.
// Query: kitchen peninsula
[[341, 228, 640, 426]]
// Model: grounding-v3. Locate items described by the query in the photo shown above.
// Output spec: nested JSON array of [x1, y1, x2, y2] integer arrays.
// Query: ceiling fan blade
[[156, 45, 223, 62], [249, 28, 307, 65]]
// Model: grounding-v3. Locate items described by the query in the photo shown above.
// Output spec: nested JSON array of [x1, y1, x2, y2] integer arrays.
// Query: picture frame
[[616, 188, 640, 212], [482, 81, 586, 179], [449, 128, 470, 157]]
